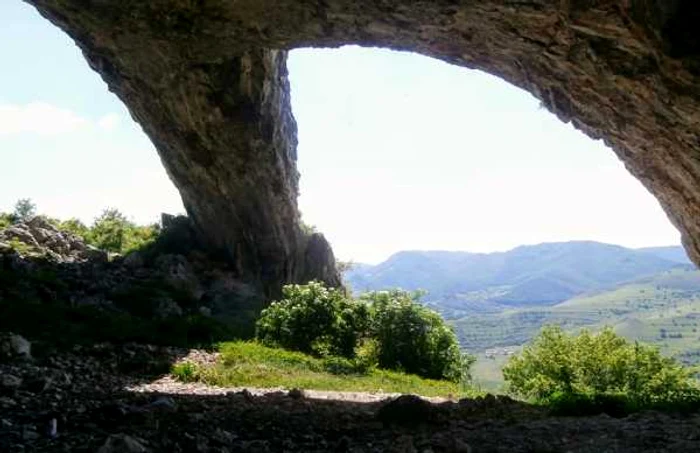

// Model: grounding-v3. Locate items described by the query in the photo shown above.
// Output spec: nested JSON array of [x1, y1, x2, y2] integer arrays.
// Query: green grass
[[470, 352, 514, 392], [172, 341, 479, 398]]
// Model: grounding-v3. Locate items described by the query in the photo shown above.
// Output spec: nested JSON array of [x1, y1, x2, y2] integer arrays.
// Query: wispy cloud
[[0, 102, 121, 135], [97, 113, 121, 131]]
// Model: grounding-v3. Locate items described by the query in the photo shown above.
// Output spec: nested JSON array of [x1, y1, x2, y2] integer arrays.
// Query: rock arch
[[24, 0, 700, 295]]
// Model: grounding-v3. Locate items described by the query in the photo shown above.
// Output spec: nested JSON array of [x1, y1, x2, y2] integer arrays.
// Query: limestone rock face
[[23, 0, 700, 291]]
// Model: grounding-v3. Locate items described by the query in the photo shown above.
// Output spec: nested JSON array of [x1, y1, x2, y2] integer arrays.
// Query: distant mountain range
[[345, 242, 693, 313]]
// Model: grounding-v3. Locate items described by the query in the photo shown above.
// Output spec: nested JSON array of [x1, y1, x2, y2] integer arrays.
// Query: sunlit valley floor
[[345, 243, 700, 391]]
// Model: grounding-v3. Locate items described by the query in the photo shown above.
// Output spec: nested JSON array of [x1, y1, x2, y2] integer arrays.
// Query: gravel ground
[[2, 342, 700, 453]]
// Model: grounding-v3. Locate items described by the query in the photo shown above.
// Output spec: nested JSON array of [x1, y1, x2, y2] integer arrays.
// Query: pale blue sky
[[0, 1, 681, 263]]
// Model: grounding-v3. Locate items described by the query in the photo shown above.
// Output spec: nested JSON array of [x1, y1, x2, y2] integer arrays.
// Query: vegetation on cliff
[[1, 199, 160, 255]]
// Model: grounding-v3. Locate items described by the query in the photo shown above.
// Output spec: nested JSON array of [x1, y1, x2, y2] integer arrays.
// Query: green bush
[[1, 200, 160, 255], [503, 325, 700, 412], [256, 283, 474, 383], [88, 208, 132, 253], [87, 208, 160, 254], [171, 361, 202, 383], [57, 218, 90, 239], [363, 289, 474, 383], [256, 281, 371, 358], [0, 213, 14, 229]]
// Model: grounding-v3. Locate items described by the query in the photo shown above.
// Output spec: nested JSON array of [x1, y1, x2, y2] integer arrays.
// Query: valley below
[[346, 242, 700, 390]]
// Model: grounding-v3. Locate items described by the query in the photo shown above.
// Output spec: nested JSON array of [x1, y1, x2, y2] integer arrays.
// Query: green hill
[[347, 242, 688, 313], [453, 267, 700, 389], [637, 245, 693, 264], [452, 266, 700, 349]]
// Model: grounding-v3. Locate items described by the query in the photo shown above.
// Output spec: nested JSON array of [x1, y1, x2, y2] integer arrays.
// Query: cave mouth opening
[[1, 1, 699, 411], [287, 45, 680, 267], [285, 48, 695, 396]]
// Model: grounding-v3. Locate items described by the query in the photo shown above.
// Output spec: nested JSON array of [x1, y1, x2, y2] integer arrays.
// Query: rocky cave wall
[[23, 0, 700, 295]]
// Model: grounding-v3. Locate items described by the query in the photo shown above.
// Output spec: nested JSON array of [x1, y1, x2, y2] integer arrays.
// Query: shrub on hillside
[[0, 200, 161, 255], [256, 281, 371, 358], [0, 213, 13, 229], [363, 289, 474, 383], [256, 283, 474, 383], [88, 208, 160, 254], [56, 218, 90, 240], [503, 325, 700, 413]]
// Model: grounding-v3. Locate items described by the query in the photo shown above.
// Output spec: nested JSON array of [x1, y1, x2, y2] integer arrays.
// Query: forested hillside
[[346, 242, 689, 316]]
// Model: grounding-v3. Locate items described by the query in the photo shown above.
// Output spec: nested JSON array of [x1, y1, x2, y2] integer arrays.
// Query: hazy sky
[[0, 2, 681, 263]]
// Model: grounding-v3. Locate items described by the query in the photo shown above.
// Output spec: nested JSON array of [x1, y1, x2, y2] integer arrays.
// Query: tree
[[503, 325, 699, 409], [88, 208, 133, 253], [363, 289, 474, 383], [256, 281, 371, 358], [12, 198, 36, 223], [58, 218, 90, 239]]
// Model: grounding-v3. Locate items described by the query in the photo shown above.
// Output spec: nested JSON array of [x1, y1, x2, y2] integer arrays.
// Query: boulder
[[155, 254, 201, 298], [153, 297, 184, 319], [97, 434, 149, 453], [0, 374, 22, 391], [0, 333, 31, 361], [83, 245, 109, 263], [123, 251, 145, 269], [0, 242, 11, 254], [2, 226, 40, 250], [377, 395, 437, 426]]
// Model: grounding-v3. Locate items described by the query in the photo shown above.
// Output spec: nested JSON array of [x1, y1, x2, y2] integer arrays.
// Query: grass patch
[[172, 341, 479, 398]]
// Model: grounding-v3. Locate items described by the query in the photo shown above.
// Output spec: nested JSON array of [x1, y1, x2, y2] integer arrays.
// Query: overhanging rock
[[24, 1, 700, 295]]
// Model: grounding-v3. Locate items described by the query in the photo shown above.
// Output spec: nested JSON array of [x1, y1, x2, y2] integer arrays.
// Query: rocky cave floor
[[1, 339, 700, 453]]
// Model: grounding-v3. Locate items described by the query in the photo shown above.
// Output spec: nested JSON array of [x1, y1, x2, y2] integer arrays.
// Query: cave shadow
[[3, 345, 700, 453], [0, 215, 263, 359]]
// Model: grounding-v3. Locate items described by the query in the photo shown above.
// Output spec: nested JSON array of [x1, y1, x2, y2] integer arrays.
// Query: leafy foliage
[[503, 325, 700, 413], [6, 238, 38, 255], [87, 208, 160, 254], [0, 213, 13, 229], [13, 198, 36, 222], [364, 289, 475, 383], [256, 282, 473, 383], [171, 361, 202, 383], [56, 218, 90, 240], [171, 341, 477, 398], [256, 281, 371, 358], [0, 199, 160, 255]]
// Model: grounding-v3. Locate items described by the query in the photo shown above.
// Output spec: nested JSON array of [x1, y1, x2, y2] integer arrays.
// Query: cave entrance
[[3, 0, 700, 405], [287, 46, 680, 266], [19, 1, 700, 297]]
